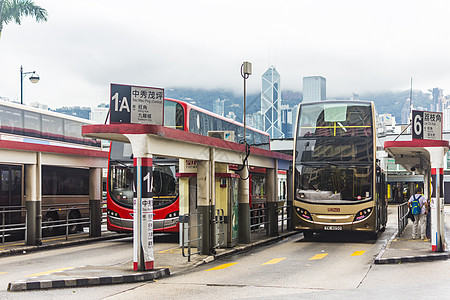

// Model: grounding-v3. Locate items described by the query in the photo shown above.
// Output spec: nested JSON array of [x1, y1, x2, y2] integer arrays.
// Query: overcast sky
[[1, 0, 450, 109]]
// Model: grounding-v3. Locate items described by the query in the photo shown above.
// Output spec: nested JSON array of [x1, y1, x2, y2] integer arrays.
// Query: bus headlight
[[166, 211, 179, 219], [295, 207, 312, 221], [107, 209, 120, 218], [353, 208, 372, 222]]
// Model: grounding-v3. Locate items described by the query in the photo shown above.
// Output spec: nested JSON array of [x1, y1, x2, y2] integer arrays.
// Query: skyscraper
[[431, 87, 443, 112], [261, 66, 284, 138], [213, 98, 225, 116], [303, 76, 326, 103]]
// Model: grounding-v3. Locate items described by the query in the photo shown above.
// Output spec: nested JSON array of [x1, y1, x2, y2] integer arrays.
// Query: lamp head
[[29, 74, 40, 84]]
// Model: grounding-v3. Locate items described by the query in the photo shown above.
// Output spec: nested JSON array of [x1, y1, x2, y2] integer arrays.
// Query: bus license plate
[[324, 225, 342, 230]]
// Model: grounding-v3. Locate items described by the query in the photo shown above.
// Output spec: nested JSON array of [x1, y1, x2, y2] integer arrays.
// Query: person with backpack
[[408, 187, 428, 240]]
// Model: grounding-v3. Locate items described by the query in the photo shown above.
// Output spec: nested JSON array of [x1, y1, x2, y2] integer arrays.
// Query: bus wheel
[[303, 231, 314, 239], [43, 212, 59, 236], [68, 210, 81, 234]]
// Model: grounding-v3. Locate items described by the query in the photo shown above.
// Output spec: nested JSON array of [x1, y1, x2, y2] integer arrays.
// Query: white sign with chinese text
[[130, 86, 164, 125], [412, 110, 442, 140]]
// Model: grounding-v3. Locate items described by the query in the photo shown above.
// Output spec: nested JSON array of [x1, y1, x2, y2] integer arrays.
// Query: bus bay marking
[[261, 258, 287, 265], [27, 267, 75, 277], [205, 263, 237, 271], [309, 253, 328, 260], [351, 250, 366, 256], [157, 248, 181, 254]]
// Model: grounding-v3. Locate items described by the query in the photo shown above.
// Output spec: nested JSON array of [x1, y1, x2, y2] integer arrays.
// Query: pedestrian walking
[[408, 187, 428, 240]]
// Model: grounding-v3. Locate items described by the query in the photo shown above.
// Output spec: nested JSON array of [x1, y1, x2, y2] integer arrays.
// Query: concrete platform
[[374, 206, 450, 264]]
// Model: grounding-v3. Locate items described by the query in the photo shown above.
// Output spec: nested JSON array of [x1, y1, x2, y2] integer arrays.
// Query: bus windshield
[[295, 163, 372, 203], [295, 102, 374, 203], [109, 142, 178, 209]]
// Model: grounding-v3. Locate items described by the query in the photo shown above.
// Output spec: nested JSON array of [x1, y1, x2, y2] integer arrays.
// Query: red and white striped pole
[[133, 155, 154, 270], [428, 146, 446, 252]]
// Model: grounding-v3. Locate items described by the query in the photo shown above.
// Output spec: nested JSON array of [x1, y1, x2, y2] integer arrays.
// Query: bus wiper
[[111, 160, 132, 168]]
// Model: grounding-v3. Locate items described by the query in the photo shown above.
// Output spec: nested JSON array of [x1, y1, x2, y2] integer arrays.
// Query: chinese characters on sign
[[412, 110, 442, 140], [130, 86, 164, 124], [110, 83, 164, 125]]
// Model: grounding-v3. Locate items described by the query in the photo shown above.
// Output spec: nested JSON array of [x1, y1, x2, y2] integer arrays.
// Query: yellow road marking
[[27, 267, 74, 277], [157, 248, 182, 254], [351, 250, 366, 256], [309, 253, 328, 260], [0, 272, 6, 275], [205, 263, 237, 271], [262, 258, 287, 265]]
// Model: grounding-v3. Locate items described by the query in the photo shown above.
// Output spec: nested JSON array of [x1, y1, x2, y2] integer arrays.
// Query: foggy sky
[[1, 0, 450, 109]]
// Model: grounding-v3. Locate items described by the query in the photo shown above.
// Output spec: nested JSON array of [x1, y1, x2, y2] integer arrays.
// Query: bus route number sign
[[110, 83, 164, 125], [412, 110, 442, 140]]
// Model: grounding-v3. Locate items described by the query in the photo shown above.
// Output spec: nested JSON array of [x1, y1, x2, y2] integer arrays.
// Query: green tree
[[0, 0, 47, 39]]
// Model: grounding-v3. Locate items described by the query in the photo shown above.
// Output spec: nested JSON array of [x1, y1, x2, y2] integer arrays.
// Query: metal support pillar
[[238, 166, 250, 244], [133, 155, 154, 271], [266, 162, 278, 237], [25, 153, 42, 246], [89, 167, 102, 237]]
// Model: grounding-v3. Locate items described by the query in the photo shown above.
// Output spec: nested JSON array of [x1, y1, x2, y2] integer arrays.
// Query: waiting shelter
[[82, 123, 292, 271], [384, 111, 449, 252]]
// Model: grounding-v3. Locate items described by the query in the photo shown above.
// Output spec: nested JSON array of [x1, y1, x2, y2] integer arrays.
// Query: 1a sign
[[110, 83, 164, 125], [412, 110, 442, 140]]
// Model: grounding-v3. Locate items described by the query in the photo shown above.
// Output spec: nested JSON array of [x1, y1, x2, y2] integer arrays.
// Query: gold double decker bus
[[293, 100, 387, 238]]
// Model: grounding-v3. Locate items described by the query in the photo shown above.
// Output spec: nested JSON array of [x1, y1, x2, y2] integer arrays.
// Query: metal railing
[[278, 203, 290, 233], [181, 212, 203, 262], [42, 203, 90, 240], [0, 201, 105, 244], [0, 206, 26, 244], [250, 206, 269, 240], [398, 202, 409, 236], [214, 209, 225, 248]]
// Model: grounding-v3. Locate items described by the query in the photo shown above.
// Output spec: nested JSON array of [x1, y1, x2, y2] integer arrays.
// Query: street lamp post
[[240, 61, 252, 144], [20, 65, 40, 105]]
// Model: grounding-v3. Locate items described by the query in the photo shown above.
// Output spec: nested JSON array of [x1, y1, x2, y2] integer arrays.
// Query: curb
[[374, 229, 450, 264], [374, 252, 450, 264], [7, 268, 170, 292]]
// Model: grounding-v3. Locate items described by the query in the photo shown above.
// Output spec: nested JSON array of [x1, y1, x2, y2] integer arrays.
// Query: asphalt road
[[2, 206, 450, 299]]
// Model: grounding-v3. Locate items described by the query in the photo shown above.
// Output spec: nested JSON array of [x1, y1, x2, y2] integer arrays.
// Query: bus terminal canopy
[[384, 138, 449, 253], [384, 139, 449, 174]]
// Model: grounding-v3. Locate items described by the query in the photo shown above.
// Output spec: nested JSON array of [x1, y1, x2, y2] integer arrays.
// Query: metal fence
[[397, 202, 409, 236], [278, 203, 290, 233], [180, 212, 203, 262], [250, 206, 269, 239], [214, 209, 225, 248], [0, 201, 107, 244], [0, 206, 26, 244]]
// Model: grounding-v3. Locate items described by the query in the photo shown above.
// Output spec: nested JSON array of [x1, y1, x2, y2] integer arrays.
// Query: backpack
[[411, 195, 421, 215]]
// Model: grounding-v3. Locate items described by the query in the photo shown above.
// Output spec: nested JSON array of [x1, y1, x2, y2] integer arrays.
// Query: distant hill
[[165, 87, 431, 123]]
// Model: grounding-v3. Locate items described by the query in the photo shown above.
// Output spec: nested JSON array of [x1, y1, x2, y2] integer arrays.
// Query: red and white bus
[[106, 98, 271, 233]]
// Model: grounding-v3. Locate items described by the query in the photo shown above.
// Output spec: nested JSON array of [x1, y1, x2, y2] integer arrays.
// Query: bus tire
[[303, 231, 314, 239], [68, 210, 81, 234], [43, 212, 59, 236]]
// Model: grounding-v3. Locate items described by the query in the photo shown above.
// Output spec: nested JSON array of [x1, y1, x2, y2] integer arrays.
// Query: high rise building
[[261, 66, 284, 138], [431, 87, 444, 112], [280, 104, 294, 138], [303, 76, 326, 103], [213, 98, 225, 117]]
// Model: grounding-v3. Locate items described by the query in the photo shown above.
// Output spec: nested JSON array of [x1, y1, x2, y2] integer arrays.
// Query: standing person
[[408, 187, 428, 240]]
